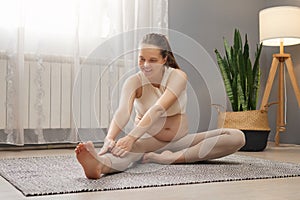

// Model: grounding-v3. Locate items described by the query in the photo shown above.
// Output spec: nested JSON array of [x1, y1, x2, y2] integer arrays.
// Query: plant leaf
[[215, 49, 234, 106], [214, 29, 263, 111]]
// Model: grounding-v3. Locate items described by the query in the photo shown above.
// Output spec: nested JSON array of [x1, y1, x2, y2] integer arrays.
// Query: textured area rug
[[0, 154, 300, 196]]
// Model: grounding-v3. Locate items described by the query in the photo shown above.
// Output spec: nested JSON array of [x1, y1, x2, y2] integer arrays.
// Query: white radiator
[[0, 53, 129, 130]]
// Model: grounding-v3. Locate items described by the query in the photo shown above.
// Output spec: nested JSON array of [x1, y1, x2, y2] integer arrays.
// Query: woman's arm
[[105, 75, 139, 140], [111, 69, 187, 157], [128, 69, 188, 140]]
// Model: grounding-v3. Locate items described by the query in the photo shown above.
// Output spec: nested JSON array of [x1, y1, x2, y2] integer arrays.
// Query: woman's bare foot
[[142, 150, 184, 164], [75, 141, 109, 179]]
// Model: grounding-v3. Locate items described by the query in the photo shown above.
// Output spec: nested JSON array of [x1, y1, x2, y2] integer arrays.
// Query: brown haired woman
[[75, 33, 245, 179]]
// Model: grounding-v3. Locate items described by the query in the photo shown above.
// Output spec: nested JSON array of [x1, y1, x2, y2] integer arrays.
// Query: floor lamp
[[259, 6, 300, 146]]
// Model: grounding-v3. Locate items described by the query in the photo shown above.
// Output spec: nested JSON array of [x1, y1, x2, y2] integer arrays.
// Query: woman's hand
[[98, 137, 116, 155], [111, 135, 137, 157]]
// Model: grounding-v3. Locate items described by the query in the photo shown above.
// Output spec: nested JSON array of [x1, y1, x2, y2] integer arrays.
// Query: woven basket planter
[[217, 110, 270, 151]]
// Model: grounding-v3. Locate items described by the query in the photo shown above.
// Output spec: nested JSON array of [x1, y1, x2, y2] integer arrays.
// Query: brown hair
[[140, 33, 180, 69]]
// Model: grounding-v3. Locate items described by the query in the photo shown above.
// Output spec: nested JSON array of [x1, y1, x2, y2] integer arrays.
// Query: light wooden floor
[[0, 142, 300, 200]]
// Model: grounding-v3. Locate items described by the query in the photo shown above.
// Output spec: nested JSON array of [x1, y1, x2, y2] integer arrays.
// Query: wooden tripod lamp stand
[[259, 6, 300, 146]]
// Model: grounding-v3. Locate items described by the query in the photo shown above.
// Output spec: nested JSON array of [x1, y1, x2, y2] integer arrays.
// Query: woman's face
[[138, 45, 167, 81]]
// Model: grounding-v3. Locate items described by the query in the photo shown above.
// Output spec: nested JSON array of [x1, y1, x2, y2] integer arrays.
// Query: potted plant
[[214, 29, 270, 151]]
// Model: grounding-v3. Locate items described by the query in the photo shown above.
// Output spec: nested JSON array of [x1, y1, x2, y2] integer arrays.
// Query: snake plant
[[215, 29, 263, 111]]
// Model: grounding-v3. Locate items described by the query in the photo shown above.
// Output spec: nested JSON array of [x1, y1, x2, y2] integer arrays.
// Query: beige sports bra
[[134, 66, 187, 117]]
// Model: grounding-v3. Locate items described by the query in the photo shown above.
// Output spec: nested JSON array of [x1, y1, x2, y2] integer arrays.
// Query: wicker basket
[[212, 104, 271, 151], [217, 110, 270, 131]]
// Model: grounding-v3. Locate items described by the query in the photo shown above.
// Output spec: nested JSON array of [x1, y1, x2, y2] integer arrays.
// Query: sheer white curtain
[[0, 0, 168, 145]]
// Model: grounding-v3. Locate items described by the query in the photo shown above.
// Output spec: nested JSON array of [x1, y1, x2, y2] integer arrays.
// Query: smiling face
[[138, 45, 167, 83]]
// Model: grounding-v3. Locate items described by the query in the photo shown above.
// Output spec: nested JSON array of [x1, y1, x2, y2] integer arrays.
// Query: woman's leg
[[75, 134, 169, 179], [76, 128, 245, 178], [143, 128, 245, 164], [101, 135, 168, 172]]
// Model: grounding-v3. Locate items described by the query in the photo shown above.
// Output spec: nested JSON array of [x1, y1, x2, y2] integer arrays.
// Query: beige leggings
[[103, 128, 245, 172]]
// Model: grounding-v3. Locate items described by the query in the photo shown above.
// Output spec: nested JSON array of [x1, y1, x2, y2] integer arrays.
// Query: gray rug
[[0, 154, 300, 197]]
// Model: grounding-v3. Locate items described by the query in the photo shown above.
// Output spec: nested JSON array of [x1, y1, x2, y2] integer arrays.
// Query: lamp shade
[[259, 6, 300, 46]]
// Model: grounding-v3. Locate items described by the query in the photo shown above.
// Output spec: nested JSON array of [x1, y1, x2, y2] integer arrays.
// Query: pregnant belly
[[135, 114, 189, 142]]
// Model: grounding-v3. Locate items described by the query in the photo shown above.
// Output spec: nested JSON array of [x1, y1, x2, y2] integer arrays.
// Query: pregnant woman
[[75, 33, 245, 179]]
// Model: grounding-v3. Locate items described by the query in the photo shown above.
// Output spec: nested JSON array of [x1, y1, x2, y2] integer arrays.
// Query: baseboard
[[0, 142, 104, 151]]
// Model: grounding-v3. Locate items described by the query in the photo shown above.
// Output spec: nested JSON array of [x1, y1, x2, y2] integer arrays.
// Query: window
[[0, 0, 112, 56]]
